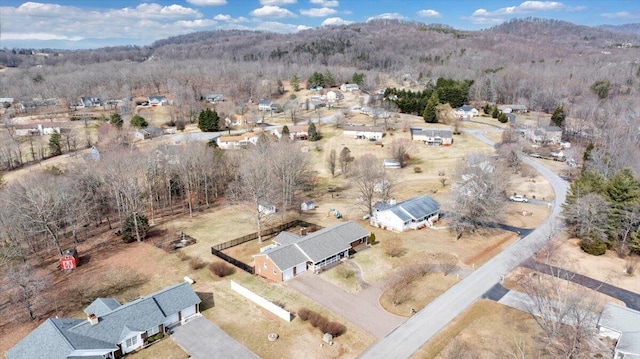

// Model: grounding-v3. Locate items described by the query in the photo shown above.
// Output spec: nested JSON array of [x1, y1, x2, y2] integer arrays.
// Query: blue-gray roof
[[272, 231, 302, 246], [258, 221, 369, 270], [617, 332, 640, 355], [5, 318, 116, 359], [84, 298, 121, 317], [376, 195, 440, 222], [410, 128, 452, 138], [7, 282, 200, 359], [598, 303, 640, 333]]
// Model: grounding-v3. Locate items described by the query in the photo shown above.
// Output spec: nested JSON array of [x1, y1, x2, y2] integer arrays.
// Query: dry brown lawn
[[380, 272, 460, 317], [127, 338, 189, 359], [412, 300, 544, 359]]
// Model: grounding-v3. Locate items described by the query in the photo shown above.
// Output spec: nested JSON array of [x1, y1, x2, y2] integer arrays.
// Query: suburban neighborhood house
[[6, 282, 201, 359], [339, 83, 359, 92], [529, 125, 563, 144], [253, 221, 369, 282], [410, 128, 454, 146], [343, 125, 384, 140], [370, 195, 440, 232], [454, 105, 479, 118], [14, 124, 61, 136], [326, 89, 344, 103], [498, 104, 528, 113], [597, 303, 640, 359], [206, 93, 224, 103], [148, 95, 168, 106], [216, 132, 261, 149], [272, 125, 309, 140], [258, 99, 278, 111]]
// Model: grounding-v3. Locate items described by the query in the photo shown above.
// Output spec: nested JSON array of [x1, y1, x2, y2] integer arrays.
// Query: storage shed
[[60, 249, 79, 270], [301, 200, 316, 211]]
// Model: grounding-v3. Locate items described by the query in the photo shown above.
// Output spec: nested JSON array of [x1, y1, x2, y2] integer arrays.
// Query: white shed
[[301, 200, 316, 211]]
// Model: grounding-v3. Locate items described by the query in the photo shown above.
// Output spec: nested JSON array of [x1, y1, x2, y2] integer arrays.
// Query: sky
[[0, 0, 638, 49]]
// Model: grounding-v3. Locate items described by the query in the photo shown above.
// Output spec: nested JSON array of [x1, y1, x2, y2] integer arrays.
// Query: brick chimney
[[88, 313, 98, 326]]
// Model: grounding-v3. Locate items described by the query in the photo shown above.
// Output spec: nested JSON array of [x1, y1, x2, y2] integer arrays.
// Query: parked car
[[509, 194, 529, 203], [530, 153, 542, 158]]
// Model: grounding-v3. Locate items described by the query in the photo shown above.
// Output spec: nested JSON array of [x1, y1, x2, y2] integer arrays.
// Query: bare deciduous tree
[[327, 148, 337, 178], [4, 263, 50, 320], [448, 154, 507, 240], [387, 138, 412, 168], [351, 154, 384, 216]]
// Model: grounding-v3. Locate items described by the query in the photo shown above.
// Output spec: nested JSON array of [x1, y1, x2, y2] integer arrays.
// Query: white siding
[[122, 334, 142, 354], [282, 267, 294, 281], [181, 305, 197, 322], [164, 312, 180, 327]]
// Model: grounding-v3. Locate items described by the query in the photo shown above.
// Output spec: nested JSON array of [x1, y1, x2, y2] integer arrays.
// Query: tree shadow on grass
[[197, 291, 215, 311]]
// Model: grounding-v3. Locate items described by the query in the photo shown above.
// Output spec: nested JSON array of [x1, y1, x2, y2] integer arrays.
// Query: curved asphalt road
[[359, 130, 569, 359]]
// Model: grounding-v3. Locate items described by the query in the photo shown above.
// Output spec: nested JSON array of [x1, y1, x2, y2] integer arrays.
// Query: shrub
[[189, 257, 206, 270], [382, 236, 404, 257], [323, 321, 347, 337], [209, 262, 235, 277], [314, 316, 328, 331], [337, 266, 354, 279], [580, 239, 607, 256], [176, 119, 186, 131], [272, 300, 286, 309], [175, 251, 190, 261], [298, 307, 312, 321], [309, 312, 326, 328]]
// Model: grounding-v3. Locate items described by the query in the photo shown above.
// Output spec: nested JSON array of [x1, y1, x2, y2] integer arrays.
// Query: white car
[[509, 195, 529, 203]]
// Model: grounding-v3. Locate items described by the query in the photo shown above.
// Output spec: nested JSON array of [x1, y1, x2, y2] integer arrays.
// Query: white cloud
[[1, 32, 83, 41], [417, 9, 441, 18], [186, 0, 227, 5], [259, 0, 297, 5], [16, 2, 65, 14], [300, 7, 337, 17], [214, 14, 249, 23], [466, 1, 572, 25], [117, 3, 202, 19], [366, 13, 407, 22], [321, 17, 353, 26], [174, 19, 218, 28], [601, 11, 636, 19], [310, 0, 339, 7], [254, 21, 310, 33], [250, 5, 296, 18]]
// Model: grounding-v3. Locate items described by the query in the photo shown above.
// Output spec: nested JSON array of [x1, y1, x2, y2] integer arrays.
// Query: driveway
[[286, 271, 406, 339], [171, 316, 258, 359], [359, 130, 569, 358]]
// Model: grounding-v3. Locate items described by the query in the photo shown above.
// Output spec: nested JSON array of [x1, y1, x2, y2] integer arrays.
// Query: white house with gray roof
[[410, 128, 453, 146], [6, 282, 201, 359], [370, 195, 440, 232], [253, 221, 369, 282], [597, 303, 640, 359]]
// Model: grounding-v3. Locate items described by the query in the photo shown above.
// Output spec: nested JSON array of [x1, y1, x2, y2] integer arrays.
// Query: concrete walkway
[[286, 270, 406, 339], [171, 316, 258, 359]]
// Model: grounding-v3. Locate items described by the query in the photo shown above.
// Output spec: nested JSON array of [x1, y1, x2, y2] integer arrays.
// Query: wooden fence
[[210, 219, 322, 274]]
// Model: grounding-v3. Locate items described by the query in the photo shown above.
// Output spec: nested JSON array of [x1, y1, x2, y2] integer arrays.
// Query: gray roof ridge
[[48, 318, 76, 351], [294, 242, 313, 263]]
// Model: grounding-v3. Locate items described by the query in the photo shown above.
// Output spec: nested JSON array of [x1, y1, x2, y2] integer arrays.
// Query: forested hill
[[598, 23, 640, 35], [487, 18, 639, 43], [1, 18, 638, 69]]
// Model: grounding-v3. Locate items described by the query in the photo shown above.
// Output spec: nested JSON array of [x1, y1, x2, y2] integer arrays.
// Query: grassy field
[[412, 300, 544, 359]]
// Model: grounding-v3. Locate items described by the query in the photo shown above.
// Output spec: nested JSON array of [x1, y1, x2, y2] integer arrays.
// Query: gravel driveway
[[286, 271, 406, 339], [171, 316, 258, 359]]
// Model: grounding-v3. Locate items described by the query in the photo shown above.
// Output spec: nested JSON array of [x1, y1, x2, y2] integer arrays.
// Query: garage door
[[181, 305, 197, 321], [164, 312, 180, 327]]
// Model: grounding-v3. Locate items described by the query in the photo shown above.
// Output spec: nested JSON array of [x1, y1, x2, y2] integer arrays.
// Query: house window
[[125, 336, 138, 348], [273, 268, 276, 274], [146, 326, 160, 337]]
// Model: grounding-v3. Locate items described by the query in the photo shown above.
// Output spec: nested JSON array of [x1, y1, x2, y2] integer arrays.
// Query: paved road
[[171, 316, 258, 359], [521, 259, 640, 310], [286, 270, 406, 339], [359, 130, 569, 359]]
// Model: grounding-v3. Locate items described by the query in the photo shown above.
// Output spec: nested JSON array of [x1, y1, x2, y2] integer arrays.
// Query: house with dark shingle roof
[[253, 221, 369, 282], [6, 282, 201, 359], [597, 303, 640, 359], [370, 195, 440, 232]]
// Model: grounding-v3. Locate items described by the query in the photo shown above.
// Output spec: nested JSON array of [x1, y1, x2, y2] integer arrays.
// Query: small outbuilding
[[60, 249, 79, 270], [301, 200, 316, 211]]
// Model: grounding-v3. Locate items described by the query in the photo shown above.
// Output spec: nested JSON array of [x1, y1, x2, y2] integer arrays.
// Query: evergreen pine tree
[[423, 91, 439, 123], [550, 105, 566, 127], [109, 113, 123, 128], [491, 106, 500, 119], [281, 125, 290, 140], [308, 122, 320, 141], [48, 132, 63, 156]]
